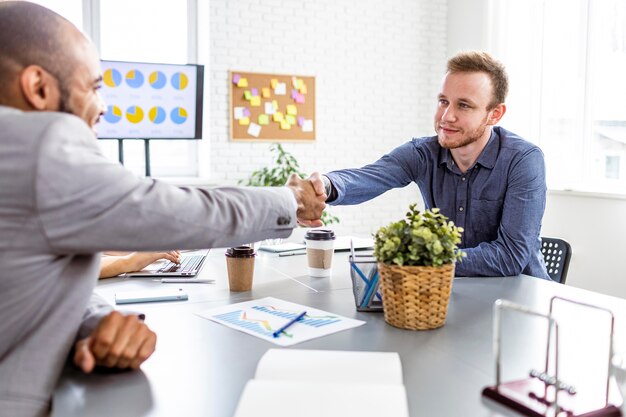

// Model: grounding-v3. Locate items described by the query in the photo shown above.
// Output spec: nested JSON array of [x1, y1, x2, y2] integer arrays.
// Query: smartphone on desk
[[115, 288, 188, 304]]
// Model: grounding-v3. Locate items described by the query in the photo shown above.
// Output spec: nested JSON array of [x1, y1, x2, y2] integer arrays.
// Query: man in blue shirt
[[315, 51, 549, 279]]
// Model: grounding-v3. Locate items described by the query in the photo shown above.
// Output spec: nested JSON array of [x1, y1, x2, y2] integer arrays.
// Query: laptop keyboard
[[158, 255, 204, 275]]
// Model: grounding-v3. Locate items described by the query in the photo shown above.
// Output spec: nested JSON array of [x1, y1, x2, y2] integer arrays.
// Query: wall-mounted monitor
[[97, 60, 204, 140]]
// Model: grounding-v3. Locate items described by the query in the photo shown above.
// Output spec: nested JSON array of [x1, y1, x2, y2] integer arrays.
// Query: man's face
[[434, 71, 497, 150], [56, 39, 105, 134]]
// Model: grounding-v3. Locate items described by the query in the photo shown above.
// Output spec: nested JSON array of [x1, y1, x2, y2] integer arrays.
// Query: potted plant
[[373, 204, 464, 330], [240, 143, 339, 225]]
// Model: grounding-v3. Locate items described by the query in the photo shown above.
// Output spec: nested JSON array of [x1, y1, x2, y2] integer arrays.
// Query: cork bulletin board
[[229, 71, 315, 141]]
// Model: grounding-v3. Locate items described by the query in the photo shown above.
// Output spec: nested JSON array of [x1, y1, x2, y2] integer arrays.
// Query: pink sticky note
[[297, 116, 305, 127], [232, 74, 241, 84], [295, 93, 305, 104], [243, 108, 251, 117], [251, 88, 259, 97]]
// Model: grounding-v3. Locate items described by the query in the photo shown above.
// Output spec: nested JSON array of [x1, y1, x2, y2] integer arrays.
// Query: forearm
[[99, 255, 132, 279]]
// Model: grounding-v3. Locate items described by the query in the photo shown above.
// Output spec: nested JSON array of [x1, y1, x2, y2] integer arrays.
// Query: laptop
[[122, 250, 210, 277]]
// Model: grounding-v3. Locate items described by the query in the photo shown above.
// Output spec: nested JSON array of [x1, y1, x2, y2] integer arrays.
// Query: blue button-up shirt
[[326, 126, 549, 279]]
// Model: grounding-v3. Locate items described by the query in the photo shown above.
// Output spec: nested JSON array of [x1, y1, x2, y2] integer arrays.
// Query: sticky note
[[258, 114, 270, 125], [302, 119, 313, 132], [243, 108, 251, 117], [234, 107, 245, 120], [262, 88, 271, 98], [297, 116, 305, 126], [286, 114, 296, 125], [237, 78, 248, 88], [272, 100, 278, 110], [275, 83, 286, 95], [295, 93, 305, 104], [286, 105, 297, 116], [239, 117, 250, 126], [299, 84, 307, 94], [291, 89, 298, 100], [250, 96, 261, 107], [251, 88, 259, 97], [264, 102, 275, 115], [292, 77, 302, 89], [270, 78, 278, 89], [243, 90, 252, 100], [273, 112, 284, 122], [232, 74, 241, 84], [247, 122, 261, 137], [280, 120, 291, 130]]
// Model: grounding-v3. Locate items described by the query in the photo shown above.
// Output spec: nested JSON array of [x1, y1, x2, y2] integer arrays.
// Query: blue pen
[[272, 311, 307, 338]]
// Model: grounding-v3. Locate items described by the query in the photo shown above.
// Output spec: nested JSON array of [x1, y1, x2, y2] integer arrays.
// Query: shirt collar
[[438, 128, 500, 171]]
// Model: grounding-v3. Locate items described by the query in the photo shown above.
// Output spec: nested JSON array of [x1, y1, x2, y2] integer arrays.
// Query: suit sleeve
[[35, 116, 297, 253]]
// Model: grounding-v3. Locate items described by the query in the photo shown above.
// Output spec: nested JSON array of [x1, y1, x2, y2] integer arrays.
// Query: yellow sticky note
[[272, 100, 278, 110], [262, 88, 271, 98], [258, 114, 269, 125], [237, 78, 248, 88], [239, 117, 250, 125], [286, 105, 297, 116], [270, 78, 278, 89], [299, 84, 307, 94], [243, 90, 252, 100], [250, 96, 261, 107], [273, 112, 284, 122], [286, 114, 296, 125], [280, 120, 291, 130]]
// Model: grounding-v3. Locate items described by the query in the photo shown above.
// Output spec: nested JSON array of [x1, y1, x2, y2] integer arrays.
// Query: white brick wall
[[208, 0, 447, 236]]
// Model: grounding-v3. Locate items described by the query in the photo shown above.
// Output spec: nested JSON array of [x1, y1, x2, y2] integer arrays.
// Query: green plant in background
[[239, 143, 340, 225], [374, 204, 464, 266]]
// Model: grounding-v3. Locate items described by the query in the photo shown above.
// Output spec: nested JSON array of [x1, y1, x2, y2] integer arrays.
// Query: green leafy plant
[[374, 204, 465, 267], [239, 143, 339, 225]]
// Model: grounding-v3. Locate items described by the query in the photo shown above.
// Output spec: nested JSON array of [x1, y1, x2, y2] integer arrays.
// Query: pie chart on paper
[[149, 71, 167, 89], [125, 70, 145, 88], [149, 106, 166, 124], [126, 106, 144, 124], [170, 107, 188, 124], [103, 68, 122, 88], [170, 72, 188, 90], [103, 105, 122, 123]]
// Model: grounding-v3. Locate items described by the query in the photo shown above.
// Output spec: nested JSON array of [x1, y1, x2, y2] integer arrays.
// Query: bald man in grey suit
[[0, 3, 326, 416]]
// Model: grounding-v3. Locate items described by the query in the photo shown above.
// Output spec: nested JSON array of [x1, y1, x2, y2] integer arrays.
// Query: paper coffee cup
[[304, 229, 336, 277], [225, 246, 256, 291]]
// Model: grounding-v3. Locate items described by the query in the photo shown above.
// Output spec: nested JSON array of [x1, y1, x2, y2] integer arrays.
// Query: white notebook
[[233, 349, 409, 417]]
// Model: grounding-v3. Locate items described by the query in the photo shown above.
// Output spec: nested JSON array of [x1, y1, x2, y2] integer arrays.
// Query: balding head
[[0, 1, 85, 105]]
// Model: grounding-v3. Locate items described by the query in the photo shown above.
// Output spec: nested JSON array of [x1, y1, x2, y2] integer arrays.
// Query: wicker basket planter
[[378, 262, 455, 330]]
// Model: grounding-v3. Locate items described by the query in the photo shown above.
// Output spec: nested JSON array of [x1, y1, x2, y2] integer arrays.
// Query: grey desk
[[53, 250, 626, 417]]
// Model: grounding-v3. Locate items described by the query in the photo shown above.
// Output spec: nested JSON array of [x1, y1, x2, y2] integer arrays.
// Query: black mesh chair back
[[540, 237, 572, 284]]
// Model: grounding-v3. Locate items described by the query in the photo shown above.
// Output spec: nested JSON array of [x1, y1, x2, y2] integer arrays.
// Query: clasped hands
[[286, 172, 327, 227]]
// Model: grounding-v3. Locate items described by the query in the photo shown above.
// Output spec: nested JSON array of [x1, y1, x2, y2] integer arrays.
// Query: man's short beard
[[438, 124, 487, 149]]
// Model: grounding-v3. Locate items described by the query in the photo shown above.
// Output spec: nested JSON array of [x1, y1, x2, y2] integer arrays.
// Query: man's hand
[[73, 311, 157, 373], [126, 251, 181, 271], [286, 173, 326, 227]]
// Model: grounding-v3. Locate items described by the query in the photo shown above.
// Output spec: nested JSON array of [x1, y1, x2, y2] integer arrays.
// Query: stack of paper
[[234, 349, 409, 417]]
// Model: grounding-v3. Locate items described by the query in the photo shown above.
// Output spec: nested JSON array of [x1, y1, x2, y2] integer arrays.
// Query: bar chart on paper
[[197, 297, 365, 346]]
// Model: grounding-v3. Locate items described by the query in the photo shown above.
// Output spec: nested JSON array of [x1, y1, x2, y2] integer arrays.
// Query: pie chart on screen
[[149, 71, 166, 89], [170, 72, 188, 90], [125, 70, 144, 88], [126, 106, 144, 124], [170, 107, 187, 124], [103, 105, 122, 123], [149, 106, 166, 124], [103, 69, 122, 88]]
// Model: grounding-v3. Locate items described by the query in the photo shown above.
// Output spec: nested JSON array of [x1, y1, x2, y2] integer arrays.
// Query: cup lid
[[225, 246, 256, 257], [304, 229, 336, 241]]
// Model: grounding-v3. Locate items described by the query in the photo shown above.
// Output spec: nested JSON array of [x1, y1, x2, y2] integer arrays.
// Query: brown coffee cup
[[225, 246, 256, 291], [304, 229, 336, 277]]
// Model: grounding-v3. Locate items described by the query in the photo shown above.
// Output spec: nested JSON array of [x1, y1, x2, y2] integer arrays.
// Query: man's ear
[[19, 65, 61, 111], [487, 103, 506, 126]]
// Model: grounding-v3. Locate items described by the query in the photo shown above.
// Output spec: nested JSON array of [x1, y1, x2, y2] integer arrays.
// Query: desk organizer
[[349, 255, 383, 312]]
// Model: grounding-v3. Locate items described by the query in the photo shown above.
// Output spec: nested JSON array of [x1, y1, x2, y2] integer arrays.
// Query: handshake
[[286, 172, 327, 227]]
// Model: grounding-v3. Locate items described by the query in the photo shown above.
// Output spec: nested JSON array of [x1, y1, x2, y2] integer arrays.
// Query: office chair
[[540, 237, 572, 284]]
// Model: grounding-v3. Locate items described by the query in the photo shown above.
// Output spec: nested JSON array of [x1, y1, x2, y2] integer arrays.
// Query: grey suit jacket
[[0, 106, 297, 417]]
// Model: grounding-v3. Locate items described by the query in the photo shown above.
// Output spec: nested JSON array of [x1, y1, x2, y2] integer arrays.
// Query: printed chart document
[[234, 349, 409, 417], [196, 297, 365, 346]]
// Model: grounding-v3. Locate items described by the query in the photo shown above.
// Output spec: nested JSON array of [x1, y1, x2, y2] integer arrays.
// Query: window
[[492, 0, 626, 194], [29, 0, 203, 178]]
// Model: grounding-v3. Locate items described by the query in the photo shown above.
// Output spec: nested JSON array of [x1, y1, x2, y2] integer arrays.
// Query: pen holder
[[349, 255, 383, 312]]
